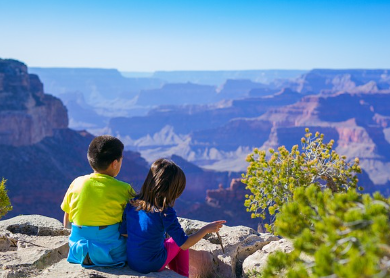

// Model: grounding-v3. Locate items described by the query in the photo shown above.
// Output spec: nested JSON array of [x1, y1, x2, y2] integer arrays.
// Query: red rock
[[0, 59, 68, 146]]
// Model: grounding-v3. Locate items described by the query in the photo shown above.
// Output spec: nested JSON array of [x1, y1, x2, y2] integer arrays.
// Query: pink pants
[[159, 237, 189, 277]]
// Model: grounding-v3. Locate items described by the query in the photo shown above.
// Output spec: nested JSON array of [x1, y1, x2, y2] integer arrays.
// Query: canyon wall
[[0, 59, 68, 146]]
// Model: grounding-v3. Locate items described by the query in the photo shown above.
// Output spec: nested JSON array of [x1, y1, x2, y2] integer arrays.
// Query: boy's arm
[[61, 180, 75, 229], [63, 212, 71, 229], [119, 205, 128, 237]]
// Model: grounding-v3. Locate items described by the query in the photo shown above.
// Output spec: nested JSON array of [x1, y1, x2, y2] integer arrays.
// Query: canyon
[[2, 58, 390, 231], [108, 69, 390, 193]]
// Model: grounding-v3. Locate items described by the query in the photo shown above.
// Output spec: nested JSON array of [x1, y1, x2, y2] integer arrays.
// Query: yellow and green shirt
[[61, 173, 135, 226]]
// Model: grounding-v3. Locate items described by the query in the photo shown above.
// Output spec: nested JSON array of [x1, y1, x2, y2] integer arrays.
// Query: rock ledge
[[0, 215, 287, 278]]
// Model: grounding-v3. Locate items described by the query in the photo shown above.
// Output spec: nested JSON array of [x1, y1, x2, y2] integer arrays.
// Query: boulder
[[0, 215, 70, 278], [0, 215, 70, 236]]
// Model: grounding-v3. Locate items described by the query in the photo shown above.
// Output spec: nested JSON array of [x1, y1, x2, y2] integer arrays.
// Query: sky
[[0, 0, 389, 71]]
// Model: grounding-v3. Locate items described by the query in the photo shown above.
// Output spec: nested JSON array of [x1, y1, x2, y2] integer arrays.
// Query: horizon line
[[28, 67, 390, 73]]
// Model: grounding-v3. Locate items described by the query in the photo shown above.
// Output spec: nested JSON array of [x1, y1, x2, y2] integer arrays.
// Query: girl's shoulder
[[161, 206, 177, 218]]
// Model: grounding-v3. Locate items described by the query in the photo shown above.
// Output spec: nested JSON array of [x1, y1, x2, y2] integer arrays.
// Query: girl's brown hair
[[131, 158, 186, 212]]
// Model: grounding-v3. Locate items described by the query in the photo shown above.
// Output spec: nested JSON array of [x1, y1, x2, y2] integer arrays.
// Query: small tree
[[242, 128, 361, 227], [256, 185, 390, 278], [0, 178, 12, 219]]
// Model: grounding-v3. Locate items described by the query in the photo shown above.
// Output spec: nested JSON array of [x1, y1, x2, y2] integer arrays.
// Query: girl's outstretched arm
[[180, 220, 226, 250]]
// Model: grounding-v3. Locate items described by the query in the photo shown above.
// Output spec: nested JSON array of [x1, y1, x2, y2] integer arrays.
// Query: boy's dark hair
[[132, 158, 186, 212], [87, 135, 124, 171]]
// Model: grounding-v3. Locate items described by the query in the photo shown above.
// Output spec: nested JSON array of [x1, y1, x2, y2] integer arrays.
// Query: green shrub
[[242, 128, 361, 229], [243, 129, 387, 277], [0, 178, 12, 219], [256, 185, 390, 278]]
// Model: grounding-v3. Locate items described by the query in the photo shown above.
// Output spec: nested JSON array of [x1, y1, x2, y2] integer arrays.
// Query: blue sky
[[0, 0, 389, 71]]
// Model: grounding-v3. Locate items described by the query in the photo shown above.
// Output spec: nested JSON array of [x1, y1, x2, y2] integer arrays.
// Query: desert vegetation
[[0, 178, 12, 219], [243, 129, 390, 277]]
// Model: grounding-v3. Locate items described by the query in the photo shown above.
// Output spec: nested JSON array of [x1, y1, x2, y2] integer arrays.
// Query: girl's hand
[[205, 220, 226, 233], [181, 220, 227, 250]]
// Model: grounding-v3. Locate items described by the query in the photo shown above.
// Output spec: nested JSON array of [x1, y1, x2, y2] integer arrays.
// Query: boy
[[61, 135, 135, 267]]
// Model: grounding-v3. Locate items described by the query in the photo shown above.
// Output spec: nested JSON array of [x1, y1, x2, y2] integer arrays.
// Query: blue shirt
[[120, 203, 188, 273]]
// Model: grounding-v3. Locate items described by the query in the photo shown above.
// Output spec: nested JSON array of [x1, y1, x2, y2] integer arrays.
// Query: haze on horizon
[[1, 0, 389, 72]]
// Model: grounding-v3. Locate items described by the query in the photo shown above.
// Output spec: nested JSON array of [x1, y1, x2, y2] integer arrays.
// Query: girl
[[120, 158, 225, 277]]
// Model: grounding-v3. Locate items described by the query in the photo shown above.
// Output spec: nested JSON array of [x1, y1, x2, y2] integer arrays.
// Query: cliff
[[0, 59, 68, 146]]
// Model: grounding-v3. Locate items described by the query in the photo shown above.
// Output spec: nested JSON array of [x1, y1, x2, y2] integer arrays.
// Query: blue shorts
[[67, 223, 126, 268]]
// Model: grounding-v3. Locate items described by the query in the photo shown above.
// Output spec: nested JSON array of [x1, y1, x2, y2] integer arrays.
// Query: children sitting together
[[61, 135, 225, 277]]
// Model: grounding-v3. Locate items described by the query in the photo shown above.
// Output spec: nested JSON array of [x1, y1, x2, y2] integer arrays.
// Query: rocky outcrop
[[0, 59, 68, 146], [0, 215, 70, 278], [0, 215, 283, 278], [0, 215, 183, 278], [179, 218, 279, 278], [242, 239, 293, 275], [205, 178, 247, 206], [241, 239, 315, 276]]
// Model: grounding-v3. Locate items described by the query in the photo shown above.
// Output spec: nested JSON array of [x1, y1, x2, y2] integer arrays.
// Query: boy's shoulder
[[111, 177, 132, 189], [70, 174, 92, 185], [102, 176, 134, 195], [71, 174, 129, 187], [71, 174, 133, 194]]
